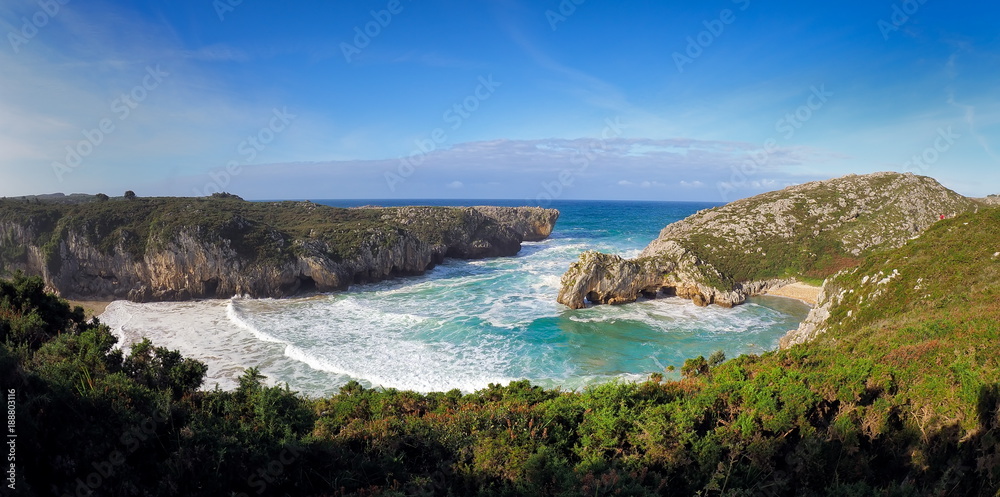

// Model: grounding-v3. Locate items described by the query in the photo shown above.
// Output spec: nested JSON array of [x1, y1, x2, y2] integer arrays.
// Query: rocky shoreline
[[0, 197, 559, 302], [557, 172, 980, 310]]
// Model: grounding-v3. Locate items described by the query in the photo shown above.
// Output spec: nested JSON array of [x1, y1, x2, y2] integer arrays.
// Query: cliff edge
[[0, 196, 559, 301], [558, 172, 978, 309], [781, 206, 1000, 348]]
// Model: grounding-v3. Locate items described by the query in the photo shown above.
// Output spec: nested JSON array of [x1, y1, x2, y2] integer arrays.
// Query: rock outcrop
[[778, 284, 836, 348], [471, 206, 560, 241], [558, 172, 979, 309], [0, 198, 559, 302], [977, 195, 1000, 206]]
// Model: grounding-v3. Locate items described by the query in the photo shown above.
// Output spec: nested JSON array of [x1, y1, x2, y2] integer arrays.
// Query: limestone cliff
[[471, 206, 559, 241], [0, 197, 559, 301], [558, 172, 979, 309]]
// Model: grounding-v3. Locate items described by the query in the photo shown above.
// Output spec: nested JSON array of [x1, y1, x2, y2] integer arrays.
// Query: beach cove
[[98, 200, 812, 395]]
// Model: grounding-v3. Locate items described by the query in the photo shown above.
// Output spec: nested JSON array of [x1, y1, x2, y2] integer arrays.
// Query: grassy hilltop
[[0, 194, 558, 301], [2, 201, 999, 494], [0, 194, 516, 268], [558, 172, 981, 309]]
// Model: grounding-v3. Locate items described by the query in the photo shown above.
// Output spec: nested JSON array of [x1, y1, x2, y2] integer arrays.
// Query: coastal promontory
[[558, 172, 981, 309], [0, 194, 558, 301]]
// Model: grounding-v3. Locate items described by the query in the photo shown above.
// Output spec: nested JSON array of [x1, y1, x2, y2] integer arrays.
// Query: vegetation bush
[[3, 208, 999, 495], [0, 194, 525, 276]]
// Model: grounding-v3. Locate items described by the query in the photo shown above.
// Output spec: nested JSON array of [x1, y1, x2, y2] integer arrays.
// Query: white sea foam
[[100, 300, 138, 353], [99, 299, 335, 394], [280, 327, 519, 393], [226, 299, 285, 344], [229, 294, 523, 392], [567, 297, 780, 333], [93, 204, 810, 396]]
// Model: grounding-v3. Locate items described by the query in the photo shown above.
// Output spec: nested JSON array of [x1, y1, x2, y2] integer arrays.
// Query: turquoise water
[[219, 200, 811, 394]]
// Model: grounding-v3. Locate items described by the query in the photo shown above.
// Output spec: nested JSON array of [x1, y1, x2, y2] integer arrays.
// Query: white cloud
[[640, 181, 667, 188], [0, 4, 319, 196], [134, 137, 841, 200], [748, 179, 778, 188]]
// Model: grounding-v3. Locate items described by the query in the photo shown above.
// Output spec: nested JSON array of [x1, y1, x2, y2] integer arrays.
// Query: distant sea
[[100, 200, 811, 396]]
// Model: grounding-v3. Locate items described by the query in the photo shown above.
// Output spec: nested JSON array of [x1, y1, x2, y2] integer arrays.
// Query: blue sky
[[1, 0, 998, 202]]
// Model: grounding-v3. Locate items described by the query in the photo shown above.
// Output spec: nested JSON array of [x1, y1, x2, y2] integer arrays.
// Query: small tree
[[708, 350, 726, 367], [95, 193, 109, 202], [210, 192, 243, 200], [123, 338, 208, 400], [681, 356, 709, 378], [124, 190, 136, 200]]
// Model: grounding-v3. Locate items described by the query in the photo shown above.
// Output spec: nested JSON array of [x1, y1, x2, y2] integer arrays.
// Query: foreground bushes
[[4, 210, 1000, 497]]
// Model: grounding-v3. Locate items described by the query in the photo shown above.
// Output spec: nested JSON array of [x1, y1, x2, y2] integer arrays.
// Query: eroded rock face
[[557, 252, 663, 309], [556, 249, 792, 310], [779, 282, 838, 348], [557, 172, 979, 309], [0, 204, 559, 302], [472, 206, 560, 242]]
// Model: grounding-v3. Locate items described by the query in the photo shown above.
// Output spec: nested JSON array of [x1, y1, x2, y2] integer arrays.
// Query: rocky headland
[[0, 195, 558, 301], [780, 205, 1000, 348], [558, 172, 980, 309]]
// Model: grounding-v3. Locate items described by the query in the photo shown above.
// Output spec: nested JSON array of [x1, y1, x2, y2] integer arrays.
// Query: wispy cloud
[[0, 2, 314, 195], [143, 137, 840, 200], [181, 44, 250, 62], [945, 50, 1000, 163], [388, 51, 486, 69]]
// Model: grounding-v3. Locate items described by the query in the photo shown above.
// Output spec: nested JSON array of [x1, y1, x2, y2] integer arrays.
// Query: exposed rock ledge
[[779, 283, 837, 348], [0, 197, 558, 302], [557, 247, 792, 310], [558, 172, 979, 309]]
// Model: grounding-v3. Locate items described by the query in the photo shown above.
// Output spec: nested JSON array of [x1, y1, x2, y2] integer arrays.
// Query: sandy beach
[[67, 300, 114, 319], [765, 282, 821, 306]]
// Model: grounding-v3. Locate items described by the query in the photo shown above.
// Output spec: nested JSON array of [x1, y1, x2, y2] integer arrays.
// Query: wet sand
[[67, 300, 114, 319]]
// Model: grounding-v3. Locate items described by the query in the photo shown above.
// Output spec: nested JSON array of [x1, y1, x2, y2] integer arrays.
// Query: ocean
[[99, 200, 811, 397]]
